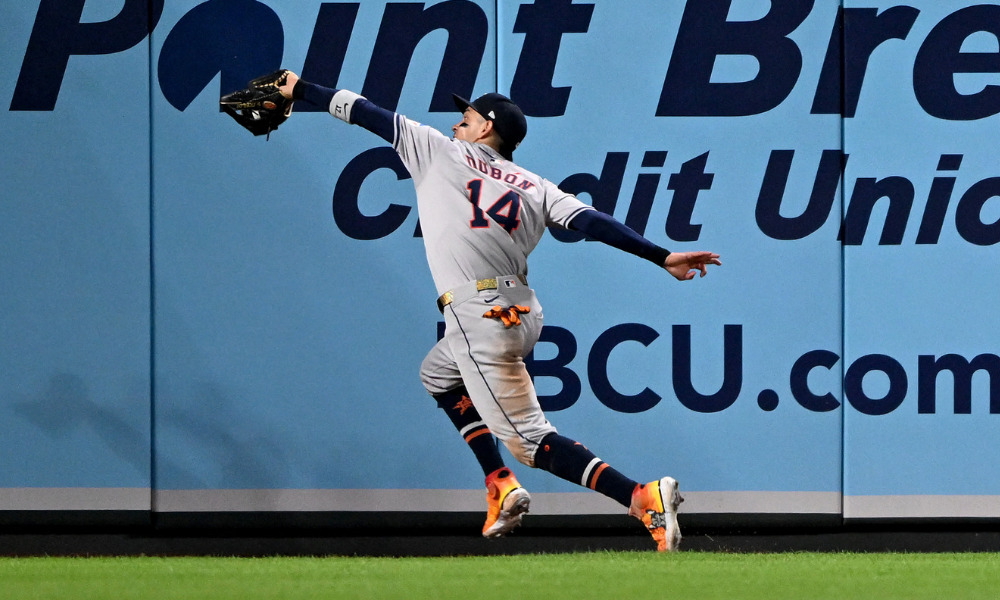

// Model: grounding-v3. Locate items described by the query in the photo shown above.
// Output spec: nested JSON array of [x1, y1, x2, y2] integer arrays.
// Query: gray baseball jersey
[[392, 115, 593, 296]]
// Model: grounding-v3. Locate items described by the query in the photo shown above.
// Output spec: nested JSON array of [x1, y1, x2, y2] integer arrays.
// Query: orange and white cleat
[[628, 476, 683, 552], [482, 467, 531, 538]]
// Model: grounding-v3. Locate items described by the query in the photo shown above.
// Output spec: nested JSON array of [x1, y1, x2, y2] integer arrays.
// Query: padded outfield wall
[[2, 0, 999, 524]]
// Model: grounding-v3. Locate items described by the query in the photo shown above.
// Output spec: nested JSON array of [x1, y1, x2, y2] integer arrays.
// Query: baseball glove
[[219, 70, 294, 139]]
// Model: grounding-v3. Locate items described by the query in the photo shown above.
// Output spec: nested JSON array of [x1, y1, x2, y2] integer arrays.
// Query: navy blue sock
[[533, 433, 637, 507], [434, 387, 505, 476]]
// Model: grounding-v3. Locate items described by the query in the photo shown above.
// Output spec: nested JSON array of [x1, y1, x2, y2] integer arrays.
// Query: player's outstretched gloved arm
[[278, 71, 396, 143]]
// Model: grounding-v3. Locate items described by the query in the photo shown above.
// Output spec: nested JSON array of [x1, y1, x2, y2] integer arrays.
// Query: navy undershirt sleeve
[[568, 210, 671, 266], [293, 80, 395, 143]]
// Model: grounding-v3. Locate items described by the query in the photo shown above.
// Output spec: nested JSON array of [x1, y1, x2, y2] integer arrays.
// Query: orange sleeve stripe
[[588, 463, 610, 490], [464, 428, 491, 443]]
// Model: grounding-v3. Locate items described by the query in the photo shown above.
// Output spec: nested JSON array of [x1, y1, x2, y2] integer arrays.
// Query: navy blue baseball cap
[[452, 92, 527, 160]]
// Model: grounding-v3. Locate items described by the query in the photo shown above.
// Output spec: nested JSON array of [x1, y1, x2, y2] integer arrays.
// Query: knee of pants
[[419, 368, 445, 396], [420, 360, 459, 396], [500, 437, 539, 468], [420, 338, 464, 396]]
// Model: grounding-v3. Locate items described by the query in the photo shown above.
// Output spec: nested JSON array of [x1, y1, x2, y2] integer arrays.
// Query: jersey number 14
[[467, 179, 521, 234]]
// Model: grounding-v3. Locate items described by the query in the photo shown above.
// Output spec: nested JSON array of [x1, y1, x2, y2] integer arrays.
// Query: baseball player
[[277, 72, 720, 552]]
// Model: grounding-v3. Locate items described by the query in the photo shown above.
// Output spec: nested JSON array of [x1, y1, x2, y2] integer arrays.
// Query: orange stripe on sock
[[464, 428, 491, 443], [588, 463, 609, 490]]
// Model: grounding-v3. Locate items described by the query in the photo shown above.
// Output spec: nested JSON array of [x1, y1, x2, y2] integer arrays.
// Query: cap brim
[[452, 94, 473, 113]]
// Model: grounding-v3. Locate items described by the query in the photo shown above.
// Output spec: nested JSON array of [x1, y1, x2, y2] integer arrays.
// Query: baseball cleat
[[482, 467, 531, 538], [628, 476, 683, 552]]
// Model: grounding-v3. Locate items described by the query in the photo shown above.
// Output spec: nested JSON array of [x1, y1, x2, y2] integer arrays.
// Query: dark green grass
[[2, 552, 998, 600]]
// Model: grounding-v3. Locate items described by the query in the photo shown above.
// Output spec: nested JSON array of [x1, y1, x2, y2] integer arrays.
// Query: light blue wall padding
[[2, 0, 998, 515]]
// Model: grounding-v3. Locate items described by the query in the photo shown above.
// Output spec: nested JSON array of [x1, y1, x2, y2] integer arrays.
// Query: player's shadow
[[12, 372, 161, 482], [155, 380, 291, 492], [12, 373, 291, 492]]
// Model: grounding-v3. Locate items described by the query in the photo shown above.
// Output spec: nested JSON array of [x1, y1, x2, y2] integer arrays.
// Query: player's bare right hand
[[278, 71, 299, 99], [663, 251, 722, 281]]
